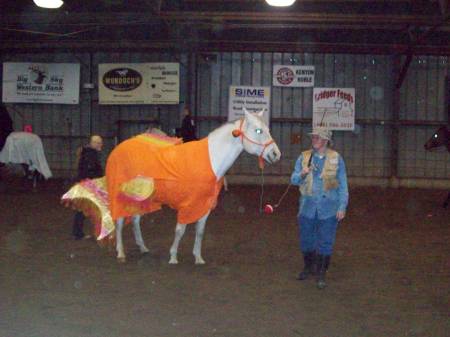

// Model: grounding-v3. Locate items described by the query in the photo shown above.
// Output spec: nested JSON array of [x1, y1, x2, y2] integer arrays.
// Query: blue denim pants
[[298, 213, 338, 256], [72, 211, 85, 239]]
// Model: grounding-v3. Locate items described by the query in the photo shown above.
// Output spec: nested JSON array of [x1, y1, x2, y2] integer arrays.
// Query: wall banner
[[99, 63, 179, 105], [228, 86, 271, 125], [313, 88, 355, 130], [2, 62, 80, 104], [273, 65, 315, 87]]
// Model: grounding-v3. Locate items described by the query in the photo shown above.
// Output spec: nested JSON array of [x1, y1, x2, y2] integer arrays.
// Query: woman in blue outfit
[[291, 127, 349, 289]]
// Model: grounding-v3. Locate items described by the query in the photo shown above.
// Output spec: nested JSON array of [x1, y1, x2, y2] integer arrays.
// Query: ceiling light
[[33, 0, 64, 9], [265, 0, 296, 7]]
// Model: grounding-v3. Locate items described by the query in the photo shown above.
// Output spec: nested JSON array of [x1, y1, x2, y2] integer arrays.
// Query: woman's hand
[[336, 211, 346, 221], [301, 167, 311, 177]]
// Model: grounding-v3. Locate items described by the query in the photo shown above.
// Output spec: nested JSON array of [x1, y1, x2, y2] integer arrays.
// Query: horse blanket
[[107, 133, 223, 223], [62, 133, 223, 240], [0, 132, 52, 179]]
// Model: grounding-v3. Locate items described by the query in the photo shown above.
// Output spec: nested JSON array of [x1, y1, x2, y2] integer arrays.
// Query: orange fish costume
[[62, 133, 223, 240]]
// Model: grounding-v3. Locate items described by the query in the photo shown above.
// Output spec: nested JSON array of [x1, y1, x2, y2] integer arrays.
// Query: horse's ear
[[243, 107, 263, 118], [242, 107, 252, 120]]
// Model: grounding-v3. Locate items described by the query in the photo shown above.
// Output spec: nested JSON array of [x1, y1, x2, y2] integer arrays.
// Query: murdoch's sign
[[99, 63, 179, 105], [102, 68, 142, 91]]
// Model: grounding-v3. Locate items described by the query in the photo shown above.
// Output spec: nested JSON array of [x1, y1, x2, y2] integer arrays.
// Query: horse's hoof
[[169, 257, 178, 264], [140, 246, 150, 254], [117, 256, 126, 263], [195, 257, 206, 265]]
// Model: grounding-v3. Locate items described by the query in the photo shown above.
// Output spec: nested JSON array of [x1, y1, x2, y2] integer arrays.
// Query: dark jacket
[[0, 106, 14, 150], [77, 147, 103, 181], [180, 115, 197, 142]]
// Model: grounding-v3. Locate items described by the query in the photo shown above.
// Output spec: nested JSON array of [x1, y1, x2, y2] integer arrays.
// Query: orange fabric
[[106, 135, 223, 224]]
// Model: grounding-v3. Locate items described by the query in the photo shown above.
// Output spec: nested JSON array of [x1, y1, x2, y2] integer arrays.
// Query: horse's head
[[234, 108, 281, 166], [424, 126, 449, 151]]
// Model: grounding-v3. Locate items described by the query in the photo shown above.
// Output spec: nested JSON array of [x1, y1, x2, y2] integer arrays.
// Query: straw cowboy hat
[[308, 126, 333, 142]]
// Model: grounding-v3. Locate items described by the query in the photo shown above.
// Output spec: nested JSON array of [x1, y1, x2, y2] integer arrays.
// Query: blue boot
[[297, 251, 316, 280], [317, 255, 331, 289]]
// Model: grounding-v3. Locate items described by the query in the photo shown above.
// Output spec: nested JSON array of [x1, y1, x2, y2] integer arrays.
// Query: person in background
[[72, 135, 104, 240], [0, 103, 14, 151], [290, 127, 349, 289], [180, 107, 197, 142]]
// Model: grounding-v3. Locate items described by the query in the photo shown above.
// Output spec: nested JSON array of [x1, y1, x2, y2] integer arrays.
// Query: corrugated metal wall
[[91, 52, 188, 167], [0, 52, 187, 177], [195, 52, 397, 178], [195, 52, 449, 182], [0, 52, 90, 177], [398, 56, 450, 179], [1, 51, 448, 184]]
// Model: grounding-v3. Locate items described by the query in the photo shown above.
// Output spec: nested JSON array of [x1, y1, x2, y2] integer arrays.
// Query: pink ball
[[264, 204, 274, 214]]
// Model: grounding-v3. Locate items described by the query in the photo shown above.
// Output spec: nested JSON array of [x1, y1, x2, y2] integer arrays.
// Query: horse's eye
[[434, 134, 438, 138]]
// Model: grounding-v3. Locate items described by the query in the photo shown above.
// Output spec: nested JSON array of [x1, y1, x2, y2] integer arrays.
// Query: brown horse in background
[[424, 125, 450, 208]]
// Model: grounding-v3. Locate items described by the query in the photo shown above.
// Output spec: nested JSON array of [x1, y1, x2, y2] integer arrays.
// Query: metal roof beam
[[1, 39, 449, 55]]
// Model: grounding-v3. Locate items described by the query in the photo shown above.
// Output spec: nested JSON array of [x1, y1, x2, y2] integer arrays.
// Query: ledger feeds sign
[[312, 88, 355, 130], [228, 86, 271, 124]]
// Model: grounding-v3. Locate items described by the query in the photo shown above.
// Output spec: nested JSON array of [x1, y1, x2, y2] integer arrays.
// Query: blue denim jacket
[[290, 150, 349, 219]]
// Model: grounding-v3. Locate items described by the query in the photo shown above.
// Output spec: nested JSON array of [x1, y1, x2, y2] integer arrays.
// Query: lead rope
[[260, 154, 307, 212], [259, 168, 292, 212], [273, 183, 292, 208], [259, 166, 265, 213]]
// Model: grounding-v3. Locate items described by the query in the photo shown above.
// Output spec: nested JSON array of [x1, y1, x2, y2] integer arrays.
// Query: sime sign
[[228, 86, 271, 124]]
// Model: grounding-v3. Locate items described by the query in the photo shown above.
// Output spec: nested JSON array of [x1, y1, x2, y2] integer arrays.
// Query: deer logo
[[28, 65, 47, 85]]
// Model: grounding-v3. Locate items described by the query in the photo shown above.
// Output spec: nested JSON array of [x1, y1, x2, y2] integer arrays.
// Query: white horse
[[0, 131, 52, 183], [113, 109, 281, 263]]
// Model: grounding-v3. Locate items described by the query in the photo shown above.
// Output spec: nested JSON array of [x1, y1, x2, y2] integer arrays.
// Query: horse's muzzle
[[264, 146, 281, 164]]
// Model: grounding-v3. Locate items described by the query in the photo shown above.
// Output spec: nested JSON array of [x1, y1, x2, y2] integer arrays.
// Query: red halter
[[232, 118, 274, 169]]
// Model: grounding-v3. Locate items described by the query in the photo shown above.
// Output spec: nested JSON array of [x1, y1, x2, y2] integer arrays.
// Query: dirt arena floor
[[0, 176, 449, 337]]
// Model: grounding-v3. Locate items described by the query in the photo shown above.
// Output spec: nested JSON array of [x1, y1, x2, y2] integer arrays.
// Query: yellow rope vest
[[299, 149, 339, 196]]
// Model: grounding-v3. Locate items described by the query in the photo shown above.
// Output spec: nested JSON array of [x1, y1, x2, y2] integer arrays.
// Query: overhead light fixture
[[265, 0, 296, 7], [33, 0, 64, 9]]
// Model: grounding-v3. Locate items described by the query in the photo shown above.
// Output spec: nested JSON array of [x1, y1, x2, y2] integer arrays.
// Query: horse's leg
[[193, 212, 210, 265], [21, 163, 29, 177], [32, 170, 38, 189], [444, 192, 450, 208], [169, 223, 187, 264], [132, 215, 149, 254], [116, 217, 126, 263]]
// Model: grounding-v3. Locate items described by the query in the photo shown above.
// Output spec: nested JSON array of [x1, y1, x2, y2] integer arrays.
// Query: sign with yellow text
[[99, 63, 179, 105]]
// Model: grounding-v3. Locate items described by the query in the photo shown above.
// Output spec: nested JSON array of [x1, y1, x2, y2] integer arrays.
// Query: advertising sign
[[273, 65, 315, 87], [313, 88, 355, 130], [2, 62, 80, 104], [228, 86, 271, 124], [99, 63, 179, 104]]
